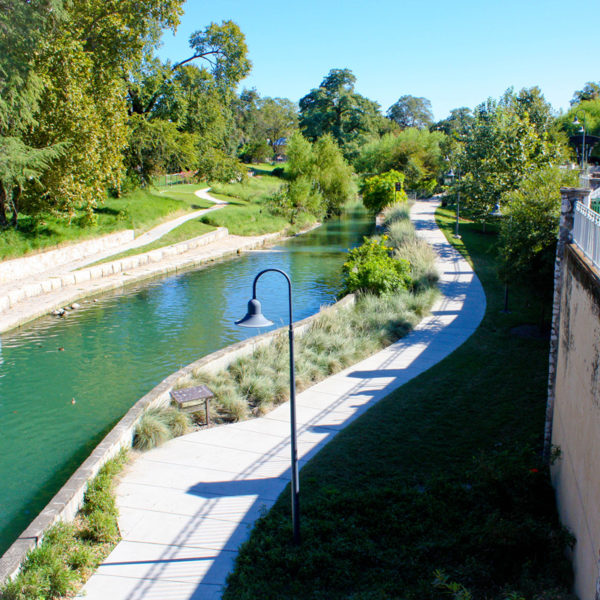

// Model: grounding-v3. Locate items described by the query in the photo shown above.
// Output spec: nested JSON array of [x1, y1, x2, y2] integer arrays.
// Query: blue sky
[[158, 0, 598, 121]]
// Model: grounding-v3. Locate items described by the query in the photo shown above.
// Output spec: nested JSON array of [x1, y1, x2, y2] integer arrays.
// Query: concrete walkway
[[78, 199, 486, 600]]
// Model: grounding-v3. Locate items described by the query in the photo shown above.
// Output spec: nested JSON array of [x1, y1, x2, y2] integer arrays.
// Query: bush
[[361, 170, 408, 214], [341, 236, 412, 296]]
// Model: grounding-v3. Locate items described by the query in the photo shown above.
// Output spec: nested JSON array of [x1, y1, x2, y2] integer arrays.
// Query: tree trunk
[[0, 181, 8, 228], [9, 184, 20, 228]]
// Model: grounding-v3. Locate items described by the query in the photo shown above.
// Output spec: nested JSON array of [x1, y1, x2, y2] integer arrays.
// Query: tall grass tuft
[[382, 202, 411, 224], [0, 451, 127, 600], [133, 407, 193, 451]]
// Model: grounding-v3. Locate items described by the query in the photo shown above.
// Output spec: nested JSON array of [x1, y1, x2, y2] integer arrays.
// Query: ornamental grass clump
[[0, 452, 127, 600], [133, 407, 193, 451]]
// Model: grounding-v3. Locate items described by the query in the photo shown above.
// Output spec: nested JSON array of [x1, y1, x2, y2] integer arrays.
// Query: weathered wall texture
[[551, 244, 600, 600]]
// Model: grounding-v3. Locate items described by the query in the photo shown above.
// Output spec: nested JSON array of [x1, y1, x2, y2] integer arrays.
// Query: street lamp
[[235, 268, 300, 545], [491, 202, 510, 313], [573, 113, 587, 171], [446, 168, 461, 238]]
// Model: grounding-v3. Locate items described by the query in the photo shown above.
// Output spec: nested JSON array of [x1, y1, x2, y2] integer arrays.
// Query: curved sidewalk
[[79, 199, 486, 600]]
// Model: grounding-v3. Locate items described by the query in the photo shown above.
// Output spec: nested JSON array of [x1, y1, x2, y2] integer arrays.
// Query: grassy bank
[[0, 452, 127, 600], [0, 187, 209, 261], [222, 208, 574, 599], [201, 170, 316, 236]]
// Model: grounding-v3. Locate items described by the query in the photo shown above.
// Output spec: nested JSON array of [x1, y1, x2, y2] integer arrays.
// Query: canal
[[0, 205, 372, 555]]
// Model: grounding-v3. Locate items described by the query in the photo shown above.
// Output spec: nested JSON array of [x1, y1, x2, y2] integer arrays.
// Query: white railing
[[573, 201, 600, 271]]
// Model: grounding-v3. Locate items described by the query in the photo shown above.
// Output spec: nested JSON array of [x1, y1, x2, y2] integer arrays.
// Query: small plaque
[[170, 384, 214, 408]]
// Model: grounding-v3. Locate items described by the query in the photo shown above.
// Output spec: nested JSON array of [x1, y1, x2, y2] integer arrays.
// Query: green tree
[[570, 81, 600, 106], [273, 132, 355, 221], [299, 68, 389, 161], [361, 170, 407, 214], [387, 95, 434, 130], [433, 107, 474, 137], [498, 166, 578, 303], [457, 90, 566, 224], [124, 115, 197, 186], [355, 128, 446, 195], [0, 0, 65, 227]]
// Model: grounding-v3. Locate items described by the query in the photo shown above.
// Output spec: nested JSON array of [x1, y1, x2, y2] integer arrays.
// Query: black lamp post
[[235, 268, 300, 545], [573, 113, 587, 171], [445, 168, 461, 239], [491, 202, 510, 313]]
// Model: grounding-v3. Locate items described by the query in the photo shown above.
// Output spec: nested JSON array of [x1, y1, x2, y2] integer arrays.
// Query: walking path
[[78, 198, 487, 600]]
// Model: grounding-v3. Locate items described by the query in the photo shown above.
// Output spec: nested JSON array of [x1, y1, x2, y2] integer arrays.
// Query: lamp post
[[491, 202, 510, 313], [445, 168, 461, 238], [573, 113, 587, 171], [235, 268, 300, 545]]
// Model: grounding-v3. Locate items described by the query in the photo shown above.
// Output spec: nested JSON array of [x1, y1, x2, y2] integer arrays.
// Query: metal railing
[[573, 201, 600, 271]]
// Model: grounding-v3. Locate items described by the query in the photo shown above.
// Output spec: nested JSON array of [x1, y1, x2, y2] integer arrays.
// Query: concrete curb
[[0, 295, 355, 583]]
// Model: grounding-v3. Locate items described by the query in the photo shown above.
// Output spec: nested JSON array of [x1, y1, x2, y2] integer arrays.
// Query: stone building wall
[[551, 243, 600, 600]]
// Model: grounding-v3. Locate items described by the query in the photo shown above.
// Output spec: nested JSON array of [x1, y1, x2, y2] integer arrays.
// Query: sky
[[157, 0, 599, 121]]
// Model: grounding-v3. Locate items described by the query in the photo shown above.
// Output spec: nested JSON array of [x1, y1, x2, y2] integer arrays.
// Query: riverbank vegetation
[[221, 208, 575, 600], [183, 203, 438, 424], [0, 451, 127, 600]]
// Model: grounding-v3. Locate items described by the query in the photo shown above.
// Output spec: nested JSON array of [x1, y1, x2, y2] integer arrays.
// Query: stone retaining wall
[[0, 228, 228, 314], [0, 230, 135, 285], [0, 294, 355, 583]]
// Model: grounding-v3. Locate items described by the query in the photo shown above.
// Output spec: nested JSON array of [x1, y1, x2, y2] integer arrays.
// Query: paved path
[[78, 199, 486, 600]]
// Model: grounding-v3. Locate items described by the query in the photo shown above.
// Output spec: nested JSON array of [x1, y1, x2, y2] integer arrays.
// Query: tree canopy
[[299, 68, 392, 162], [387, 95, 434, 130]]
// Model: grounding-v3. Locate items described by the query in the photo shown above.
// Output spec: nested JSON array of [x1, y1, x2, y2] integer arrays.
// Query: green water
[[0, 206, 372, 555]]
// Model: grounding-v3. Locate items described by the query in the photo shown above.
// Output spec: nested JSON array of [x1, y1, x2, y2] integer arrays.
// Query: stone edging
[[0, 228, 229, 314], [0, 294, 355, 583], [0, 230, 135, 285]]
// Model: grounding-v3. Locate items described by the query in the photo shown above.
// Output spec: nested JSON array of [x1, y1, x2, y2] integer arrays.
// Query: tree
[[433, 107, 474, 137], [571, 82, 600, 106], [498, 166, 578, 303], [299, 68, 388, 161], [387, 95, 434, 130], [457, 90, 566, 224], [361, 170, 407, 214], [355, 128, 446, 195], [0, 0, 65, 226], [272, 132, 355, 221], [124, 115, 197, 186], [126, 20, 250, 182]]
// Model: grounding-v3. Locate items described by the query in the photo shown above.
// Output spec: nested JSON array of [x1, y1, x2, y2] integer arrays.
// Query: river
[[0, 205, 372, 555]]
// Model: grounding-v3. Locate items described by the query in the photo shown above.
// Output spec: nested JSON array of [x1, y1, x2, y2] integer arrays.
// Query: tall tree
[[387, 95, 434, 130], [0, 0, 65, 226], [355, 128, 446, 195], [570, 82, 600, 106], [299, 68, 388, 161], [457, 90, 566, 224]]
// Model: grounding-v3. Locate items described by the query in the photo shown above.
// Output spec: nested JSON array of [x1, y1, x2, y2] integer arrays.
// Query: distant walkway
[[78, 198, 486, 600]]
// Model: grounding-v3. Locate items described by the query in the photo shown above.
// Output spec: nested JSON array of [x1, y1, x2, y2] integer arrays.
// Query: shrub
[[341, 236, 412, 296], [361, 170, 408, 214]]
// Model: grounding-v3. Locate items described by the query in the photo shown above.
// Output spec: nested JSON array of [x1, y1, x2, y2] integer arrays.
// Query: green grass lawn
[[0, 168, 287, 261], [223, 208, 575, 600], [86, 218, 215, 266], [0, 187, 206, 261], [200, 169, 313, 236]]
